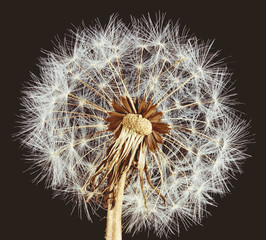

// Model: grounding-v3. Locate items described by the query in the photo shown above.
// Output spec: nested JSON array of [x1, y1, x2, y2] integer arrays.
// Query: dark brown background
[[4, 1, 263, 239]]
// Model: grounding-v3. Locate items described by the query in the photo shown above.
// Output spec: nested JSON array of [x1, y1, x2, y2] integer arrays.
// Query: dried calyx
[[106, 96, 169, 152], [85, 95, 169, 210]]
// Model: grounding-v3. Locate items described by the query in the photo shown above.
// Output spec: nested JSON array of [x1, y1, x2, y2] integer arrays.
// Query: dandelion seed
[[18, 14, 250, 240]]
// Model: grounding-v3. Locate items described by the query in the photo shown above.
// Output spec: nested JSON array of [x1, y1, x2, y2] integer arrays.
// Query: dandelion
[[18, 14, 250, 239]]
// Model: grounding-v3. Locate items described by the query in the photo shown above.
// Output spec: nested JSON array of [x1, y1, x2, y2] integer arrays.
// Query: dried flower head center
[[122, 113, 152, 135]]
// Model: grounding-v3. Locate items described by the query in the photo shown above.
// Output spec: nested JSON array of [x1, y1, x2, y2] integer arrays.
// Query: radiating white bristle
[[18, 14, 250, 237]]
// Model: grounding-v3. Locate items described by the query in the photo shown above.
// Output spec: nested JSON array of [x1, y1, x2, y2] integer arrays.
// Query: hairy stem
[[105, 171, 127, 240]]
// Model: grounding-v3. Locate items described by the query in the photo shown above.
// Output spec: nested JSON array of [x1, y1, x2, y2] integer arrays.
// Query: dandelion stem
[[106, 170, 127, 240]]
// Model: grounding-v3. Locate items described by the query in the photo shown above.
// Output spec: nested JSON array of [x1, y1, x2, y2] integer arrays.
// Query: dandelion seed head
[[18, 14, 250, 237]]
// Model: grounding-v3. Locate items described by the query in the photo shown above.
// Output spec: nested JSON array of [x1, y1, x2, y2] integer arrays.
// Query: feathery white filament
[[18, 14, 250, 237]]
